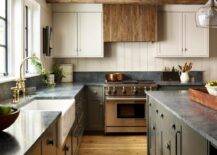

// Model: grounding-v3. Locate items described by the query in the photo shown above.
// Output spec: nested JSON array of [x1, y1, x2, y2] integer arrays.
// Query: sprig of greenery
[[52, 64, 65, 83], [30, 57, 50, 86]]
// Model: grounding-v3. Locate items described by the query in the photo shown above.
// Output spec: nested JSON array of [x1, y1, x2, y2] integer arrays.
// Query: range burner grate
[[105, 80, 155, 84]]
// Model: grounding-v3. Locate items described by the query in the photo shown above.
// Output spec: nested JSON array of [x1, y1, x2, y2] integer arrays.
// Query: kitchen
[[1, 0, 217, 155]]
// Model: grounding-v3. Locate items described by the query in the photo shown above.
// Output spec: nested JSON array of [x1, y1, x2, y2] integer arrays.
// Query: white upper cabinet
[[53, 13, 78, 57], [78, 13, 103, 57], [156, 5, 217, 58], [52, 4, 103, 58], [156, 12, 183, 57], [183, 12, 209, 57]]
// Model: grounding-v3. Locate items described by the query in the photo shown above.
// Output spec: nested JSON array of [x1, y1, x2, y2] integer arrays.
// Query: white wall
[[36, 0, 53, 71], [55, 42, 217, 82]]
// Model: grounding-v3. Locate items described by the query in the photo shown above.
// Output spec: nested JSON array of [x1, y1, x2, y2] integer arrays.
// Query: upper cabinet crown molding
[[47, 0, 207, 5], [103, 4, 157, 42], [52, 3, 102, 12]]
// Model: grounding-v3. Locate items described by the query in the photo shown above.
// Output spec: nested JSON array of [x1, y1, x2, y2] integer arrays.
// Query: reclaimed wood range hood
[[47, 0, 207, 42], [46, 0, 206, 4]]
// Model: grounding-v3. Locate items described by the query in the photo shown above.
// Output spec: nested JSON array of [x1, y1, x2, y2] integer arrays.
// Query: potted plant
[[178, 62, 193, 83], [52, 64, 65, 83]]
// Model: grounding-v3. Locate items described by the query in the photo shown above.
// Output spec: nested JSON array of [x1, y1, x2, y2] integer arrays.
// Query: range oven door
[[105, 98, 146, 127], [117, 103, 145, 118]]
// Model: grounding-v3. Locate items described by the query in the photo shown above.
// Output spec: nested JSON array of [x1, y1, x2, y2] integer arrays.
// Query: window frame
[[24, 5, 29, 73], [23, 0, 41, 76], [0, 0, 8, 76]]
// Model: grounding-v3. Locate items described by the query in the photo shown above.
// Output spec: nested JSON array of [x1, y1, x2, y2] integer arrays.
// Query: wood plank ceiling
[[46, 0, 206, 4]]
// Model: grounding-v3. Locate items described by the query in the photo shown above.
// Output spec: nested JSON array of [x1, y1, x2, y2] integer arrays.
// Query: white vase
[[180, 72, 190, 83]]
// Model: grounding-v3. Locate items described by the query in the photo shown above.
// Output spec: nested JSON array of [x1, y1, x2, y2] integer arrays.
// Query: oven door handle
[[105, 97, 147, 101]]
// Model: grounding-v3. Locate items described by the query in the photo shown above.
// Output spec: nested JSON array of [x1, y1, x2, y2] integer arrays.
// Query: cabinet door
[[87, 86, 104, 131], [42, 123, 57, 155], [53, 13, 78, 57], [156, 11, 183, 57], [183, 12, 209, 57], [181, 123, 208, 155], [77, 12, 103, 57]]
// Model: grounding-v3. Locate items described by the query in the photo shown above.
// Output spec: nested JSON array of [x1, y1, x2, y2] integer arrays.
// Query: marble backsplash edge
[[73, 71, 203, 83]]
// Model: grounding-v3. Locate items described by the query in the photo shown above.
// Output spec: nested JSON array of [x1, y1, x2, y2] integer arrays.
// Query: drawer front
[[42, 123, 57, 155]]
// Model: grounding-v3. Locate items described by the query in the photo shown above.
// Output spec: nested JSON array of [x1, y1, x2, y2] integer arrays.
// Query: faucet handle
[[11, 87, 19, 103]]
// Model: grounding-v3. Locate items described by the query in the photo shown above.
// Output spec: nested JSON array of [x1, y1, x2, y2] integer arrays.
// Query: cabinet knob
[[46, 139, 54, 146], [160, 114, 164, 119], [152, 126, 156, 130], [172, 124, 176, 130], [149, 103, 152, 107], [166, 143, 171, 150], [64, 145, 69, 151], [156, 110, 159, 114]]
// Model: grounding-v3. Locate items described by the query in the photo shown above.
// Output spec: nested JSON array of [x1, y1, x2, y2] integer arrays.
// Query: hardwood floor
[[79, 135, 147, 155]]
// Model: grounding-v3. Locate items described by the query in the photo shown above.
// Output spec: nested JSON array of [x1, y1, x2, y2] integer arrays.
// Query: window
[[24, 0, 40, 75], [0, 0, 8, 76]]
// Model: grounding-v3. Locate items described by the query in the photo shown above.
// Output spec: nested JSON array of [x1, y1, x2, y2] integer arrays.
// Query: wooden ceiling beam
[[46, 0, 206, 4]]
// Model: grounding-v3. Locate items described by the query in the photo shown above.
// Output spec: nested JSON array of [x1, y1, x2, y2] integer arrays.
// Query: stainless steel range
[[104, 80, 158, 133]]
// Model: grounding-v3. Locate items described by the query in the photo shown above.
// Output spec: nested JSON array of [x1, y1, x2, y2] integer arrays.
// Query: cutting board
[[189, 88, 217, 111], [59, 64, 73, 83]]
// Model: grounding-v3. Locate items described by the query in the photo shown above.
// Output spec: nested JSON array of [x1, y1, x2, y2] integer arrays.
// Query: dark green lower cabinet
[[72, 87, 87, 155], [147, 97, 208, 155], [86, 85, 104, 132]]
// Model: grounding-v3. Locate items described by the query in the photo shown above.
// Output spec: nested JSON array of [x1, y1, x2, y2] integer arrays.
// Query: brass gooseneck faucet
[[11, 55, 43, 102]]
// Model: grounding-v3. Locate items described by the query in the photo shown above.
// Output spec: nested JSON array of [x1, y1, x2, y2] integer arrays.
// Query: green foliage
[[52, 64, 65, 83], [207, 81, 217, 87], [30, 57, 50, 86]]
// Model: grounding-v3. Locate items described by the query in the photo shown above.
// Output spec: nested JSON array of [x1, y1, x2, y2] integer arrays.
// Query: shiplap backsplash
[[54, 42, 217, 81]]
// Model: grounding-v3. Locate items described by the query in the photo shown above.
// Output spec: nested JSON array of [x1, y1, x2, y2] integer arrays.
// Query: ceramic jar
[[180, 72, 190, 83]]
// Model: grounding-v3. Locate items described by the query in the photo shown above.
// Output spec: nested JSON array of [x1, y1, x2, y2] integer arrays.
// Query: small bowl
[[205, 85, 217, 96], [0, 108, 20, 131]]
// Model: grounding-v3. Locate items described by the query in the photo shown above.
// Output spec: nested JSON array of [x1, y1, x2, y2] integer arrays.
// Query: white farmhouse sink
[[21, 99, 75, 147]]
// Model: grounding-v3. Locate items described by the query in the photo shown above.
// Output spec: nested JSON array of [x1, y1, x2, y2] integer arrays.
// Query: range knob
[[106, 87, 112, 95], [122, 86, 126, 94], [132, 86, 137, 95], [112, 86, 117, 95]]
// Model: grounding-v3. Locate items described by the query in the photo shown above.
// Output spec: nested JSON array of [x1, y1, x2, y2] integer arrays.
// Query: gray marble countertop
[[147, 91, 217, 146], [157, 81, 204, 86], [0, 83, 84, 155], [0, 83, 84, 108], [0, 111, 60, 155]]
